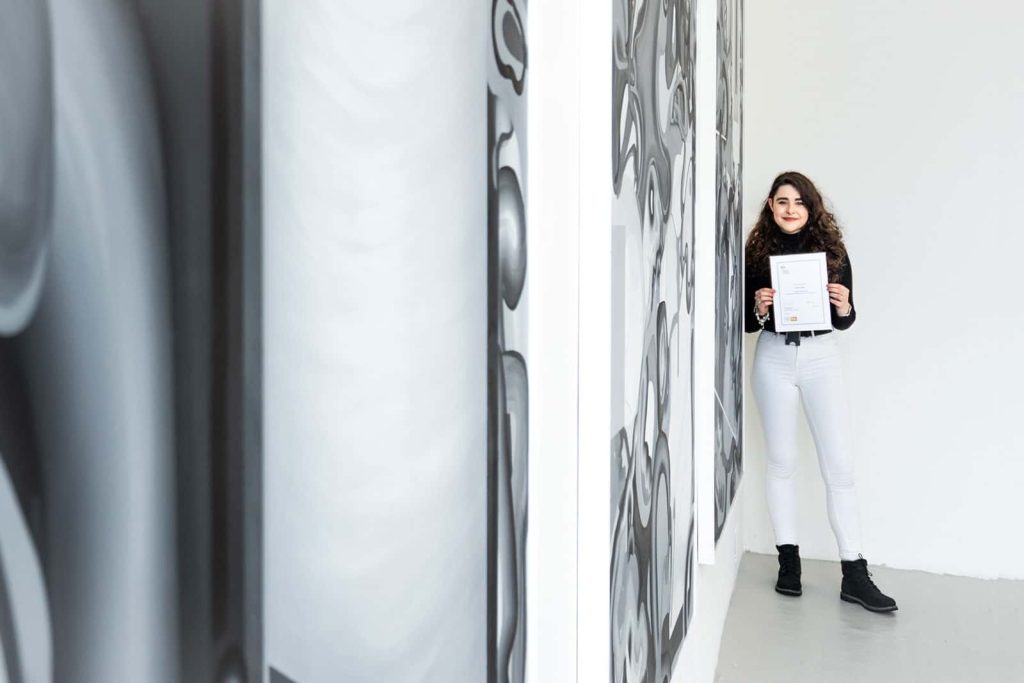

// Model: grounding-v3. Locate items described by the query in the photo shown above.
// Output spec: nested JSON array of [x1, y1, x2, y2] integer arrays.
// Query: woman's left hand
[[827, 283, 852, 316]]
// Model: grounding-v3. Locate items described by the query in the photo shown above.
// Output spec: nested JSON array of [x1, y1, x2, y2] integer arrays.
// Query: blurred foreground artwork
[[0, 0, 261, 680], [259, 1, 527, 682]]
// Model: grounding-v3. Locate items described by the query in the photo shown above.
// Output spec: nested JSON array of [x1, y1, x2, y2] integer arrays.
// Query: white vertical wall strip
[[694, 0, 720, 566], [262, 2, 487, 681], [526, 0, 580, 680], [577, 0, 611, 680]]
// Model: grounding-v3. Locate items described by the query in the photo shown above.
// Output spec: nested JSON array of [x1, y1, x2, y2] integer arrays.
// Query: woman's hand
[[754, 288, 775, 316], [827, 283, 852, 316]]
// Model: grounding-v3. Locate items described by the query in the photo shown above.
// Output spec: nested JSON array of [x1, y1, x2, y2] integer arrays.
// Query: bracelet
[[754, 304, 770, 328]]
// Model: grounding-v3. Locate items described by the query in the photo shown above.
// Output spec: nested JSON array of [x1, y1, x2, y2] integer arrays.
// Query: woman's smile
[[769, 184, 809, 233]]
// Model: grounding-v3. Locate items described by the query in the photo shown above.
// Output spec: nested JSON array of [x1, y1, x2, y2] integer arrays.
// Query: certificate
[[769, 252, 832, 332]]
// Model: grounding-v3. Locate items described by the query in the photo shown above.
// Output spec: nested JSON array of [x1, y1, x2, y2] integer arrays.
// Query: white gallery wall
[[742, 0, 1024, 579], [575, 0, 609, 679], [527, 1, 580, 680]]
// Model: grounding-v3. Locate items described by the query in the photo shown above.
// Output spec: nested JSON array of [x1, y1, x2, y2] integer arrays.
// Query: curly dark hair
[[745, 171, 848, 282]]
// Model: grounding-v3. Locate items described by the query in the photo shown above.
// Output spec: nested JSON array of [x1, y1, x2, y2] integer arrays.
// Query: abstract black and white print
[[488, 1, 528, 682], [610, 1, 696, 680], [0, 1, 262, 680], [714, 0, 744, 542]]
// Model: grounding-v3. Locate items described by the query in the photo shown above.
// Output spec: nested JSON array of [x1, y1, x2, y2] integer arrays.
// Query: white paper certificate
[[769, 252, 832, 332]]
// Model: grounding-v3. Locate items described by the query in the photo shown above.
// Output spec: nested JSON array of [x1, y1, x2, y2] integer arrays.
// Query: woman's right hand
[[755, 288, 775, 316]]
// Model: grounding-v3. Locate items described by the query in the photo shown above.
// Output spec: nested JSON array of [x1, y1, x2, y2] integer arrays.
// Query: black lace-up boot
[[775, 544, 802, 596], [840, 557, 898, 612]]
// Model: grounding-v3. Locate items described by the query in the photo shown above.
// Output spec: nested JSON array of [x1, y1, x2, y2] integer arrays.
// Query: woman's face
[[768, 184, 808, 234]]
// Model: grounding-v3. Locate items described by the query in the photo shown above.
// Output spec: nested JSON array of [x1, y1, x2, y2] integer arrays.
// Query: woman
[[745, 171, 897, 613]]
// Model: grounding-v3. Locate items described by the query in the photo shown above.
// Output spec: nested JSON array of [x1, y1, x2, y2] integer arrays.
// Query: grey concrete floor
[[716, 552, 1024, 683]]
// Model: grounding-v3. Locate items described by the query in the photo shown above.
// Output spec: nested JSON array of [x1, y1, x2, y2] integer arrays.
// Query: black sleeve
[[831, 255, 856, 331], [744, 263, 766, 333]]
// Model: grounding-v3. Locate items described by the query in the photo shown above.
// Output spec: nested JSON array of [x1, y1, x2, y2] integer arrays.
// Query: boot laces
[[852, 555, 880, 592]]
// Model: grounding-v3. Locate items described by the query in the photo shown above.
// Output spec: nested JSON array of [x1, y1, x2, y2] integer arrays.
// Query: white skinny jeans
[[752, 331, 863, 561]]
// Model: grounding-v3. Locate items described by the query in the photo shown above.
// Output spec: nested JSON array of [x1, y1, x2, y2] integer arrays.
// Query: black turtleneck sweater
[[744, 228, 856, 334]]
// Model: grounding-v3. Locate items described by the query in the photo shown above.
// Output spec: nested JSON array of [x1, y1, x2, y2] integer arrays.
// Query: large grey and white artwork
[[0, 7, 53, 680], [1, 0, 262, 680], [610, 1, 696, 680], [714, 0, 744, 542], [488, 0, 528, 682], [1, 2, 179, 680]]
